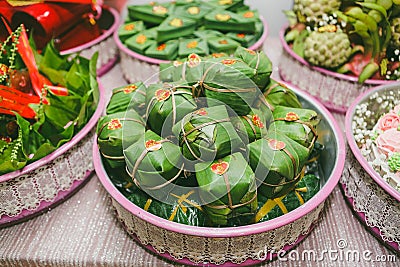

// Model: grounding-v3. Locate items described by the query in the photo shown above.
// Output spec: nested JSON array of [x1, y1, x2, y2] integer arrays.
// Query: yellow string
[[273, 197, 288, 214], [255, 187, 309, 222], [168, 191, 200, 221], [294, 191, 305, 205], [144, 199, 152, 211]]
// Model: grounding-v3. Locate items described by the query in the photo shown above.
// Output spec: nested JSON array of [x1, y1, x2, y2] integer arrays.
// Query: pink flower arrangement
[[376, 128, 400, 156], [377, 113, 400, 132], [392, 104, 400, 115], [375, 104, 400, 157]]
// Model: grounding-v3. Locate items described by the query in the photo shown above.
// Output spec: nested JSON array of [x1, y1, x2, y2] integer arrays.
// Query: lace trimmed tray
[[93, 82, 346, 266], [115, 17, 269, 84], [0, 84, 106, 228], [343, 83, 400, 252], [278, 26, 394, 114], [60, 6, 120, 77]]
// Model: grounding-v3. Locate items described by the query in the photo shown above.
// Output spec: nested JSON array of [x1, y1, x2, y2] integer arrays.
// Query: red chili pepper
[[0, 84, 40, 119], [0, 85, 41, 105], [2, 20, 69, 101]]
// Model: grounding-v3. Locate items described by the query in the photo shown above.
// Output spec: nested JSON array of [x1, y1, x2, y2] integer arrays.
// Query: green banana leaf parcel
[[195, 152, 257, 226], [97, 110, 145, 168], [248, 130, 311, 199]]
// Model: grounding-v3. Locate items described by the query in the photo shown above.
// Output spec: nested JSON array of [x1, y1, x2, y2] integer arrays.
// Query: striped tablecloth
[[0, 37, 398, 267]]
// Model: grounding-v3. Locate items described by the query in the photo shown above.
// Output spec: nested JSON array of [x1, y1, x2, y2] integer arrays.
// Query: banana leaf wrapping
[[174, 0, 200, 6], [256, 79, 302, 109], [231, 108, 269, 144], [226, 32, 256, 47], [103, 163, 140, 197], [159, 60, 186, 82], [269, 106, 319, 149], [195, 152, 257, 226], [207, 36, 241, 55], [128, 3, 173, 25], [127, 189, 207, 226], [156, 16, 197, 43], [255, 174, 320, 223], [145, 82, 197, 136], [248, 130, 310, 199], [118, 21, 145, 42], [172, 3, 213, 22], [124, 130, 184, 192], [194, 29, 224, 39], [172, 106, 244, 162], [178, 38, 209, 58], [125, 32, 157, 54], [145, 40, 179, 60], [205, 0, 244, 11], [200, 57, 260, 116], [234, 46, 272, 90], [106, 82, 147, 115], [97, 110, 146, 168], [204, 10, 256, 33]]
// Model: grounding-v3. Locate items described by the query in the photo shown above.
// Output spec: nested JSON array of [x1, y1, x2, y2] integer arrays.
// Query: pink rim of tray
[[60, 6, 120, 76], [279, 26, 393, 86], [345, 84, 400, 202], [114, 16, 269, 65], [94, 81, 345, 238], [0, 82, 106, 184], [340, 183, 399, 252]]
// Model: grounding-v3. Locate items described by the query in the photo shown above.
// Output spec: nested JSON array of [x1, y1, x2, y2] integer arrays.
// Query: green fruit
[[304, 31, 352, 69], [294, 0, 341, 24], [391, 17, 400, 48], [377, 0, 392, 10], [368, 10, 382, 23]]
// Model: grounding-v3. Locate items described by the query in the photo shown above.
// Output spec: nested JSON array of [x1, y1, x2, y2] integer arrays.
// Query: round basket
[[278, 26, 394, 114], [115, 17, 269, 84], [343, 83, 400, 252], [93, 82, 345, 266], [0, 83, 106, 228], [60, 6, 120, 77]]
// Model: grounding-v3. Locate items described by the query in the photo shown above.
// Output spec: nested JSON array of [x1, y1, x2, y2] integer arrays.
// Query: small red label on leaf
[[107, 119, 122, 130], [285, 112, 300, 121], [237, 33, 246, 38], [187, 6, 200, 15], [194, 108, 207, 116], [245, 48, 256, 55], [268, 139, 286, 151], [221, 59, 236, 65], [153, 5, 168, 15], [169, 18, 183, 27], [215, 14, 231, 21], [145, 140, 162, 151], [173, 60, 183, 67], [187, 53, 201, 68], [155, 89, 171, 101], [136, 35, 147, 44], [211, 53, 225, 58], [218, 39, 228, 45], [157, 43, 167, 51], [124, 24, 135, 31], [243, 11, 254, 18], [186, 41, 198, 49], [252, 114, 264, 128], [211, 161, 229, 175], [123, 84, 138, 94]]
